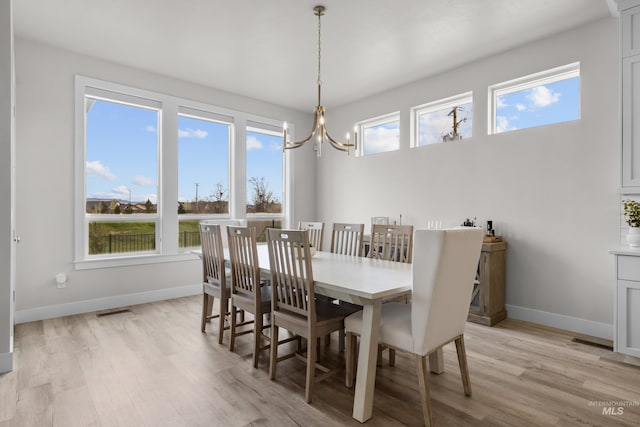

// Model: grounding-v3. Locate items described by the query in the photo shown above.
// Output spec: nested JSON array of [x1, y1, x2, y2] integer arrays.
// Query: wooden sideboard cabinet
[[468, 241, 507, 326]]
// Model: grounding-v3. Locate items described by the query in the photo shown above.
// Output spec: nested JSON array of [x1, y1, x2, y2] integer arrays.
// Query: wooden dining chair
[[298, 221, 325, 251], [345, 228, 484, 426], [368, 224, 414, 263], [266, 228, 349, 403], [227, 225, 272, 368], [330, 223, 365, 257], [199, 223, 231, 344]]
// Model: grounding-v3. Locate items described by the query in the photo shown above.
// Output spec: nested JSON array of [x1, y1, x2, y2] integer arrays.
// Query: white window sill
[[74, 252, 200, 270]]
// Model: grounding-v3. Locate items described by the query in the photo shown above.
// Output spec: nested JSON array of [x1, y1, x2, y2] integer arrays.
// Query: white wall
[[13, 38, 315, 320], [0, 0, 15, 373], [317, 18, 620, 338]]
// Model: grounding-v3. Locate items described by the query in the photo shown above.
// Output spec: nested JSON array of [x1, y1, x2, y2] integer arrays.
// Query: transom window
[[489, 62, 580, 134], [356, 112, 400, 156], [411, 92, 473, 147]]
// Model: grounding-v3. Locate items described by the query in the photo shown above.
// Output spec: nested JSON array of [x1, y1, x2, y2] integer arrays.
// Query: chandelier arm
[[324, 129, 354, 151], [283, 109, 320, 149]]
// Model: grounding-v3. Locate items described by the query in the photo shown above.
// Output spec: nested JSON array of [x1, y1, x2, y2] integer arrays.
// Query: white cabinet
[[620, 1, 640, 191], [613, 253, 640, 357]]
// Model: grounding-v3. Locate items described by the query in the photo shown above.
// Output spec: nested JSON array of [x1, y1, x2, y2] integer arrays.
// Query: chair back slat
[[411, 228, 484, 354], [199, 224, 226, 291], [368, 224, 414, 263], [298, 221, 325, 251], [267, 229, 315, 319], [227, 226, 261, 300], [330, 223, 364, 257]]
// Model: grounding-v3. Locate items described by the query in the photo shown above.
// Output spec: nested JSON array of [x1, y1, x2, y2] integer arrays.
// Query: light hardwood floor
[[1, 295, 640, 426]]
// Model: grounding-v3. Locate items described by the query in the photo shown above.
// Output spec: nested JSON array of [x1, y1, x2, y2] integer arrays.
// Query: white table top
[[193, 246, 412, 304]]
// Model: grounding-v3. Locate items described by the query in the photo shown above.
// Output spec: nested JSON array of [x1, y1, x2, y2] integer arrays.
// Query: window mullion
[[162, 104, 179, 255]]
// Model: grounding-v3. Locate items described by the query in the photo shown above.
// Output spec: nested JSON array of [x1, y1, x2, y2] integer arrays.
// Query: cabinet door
[[617, 280, 640, 357], [623, 5, 640, 57], [622, 55, 640, 189]]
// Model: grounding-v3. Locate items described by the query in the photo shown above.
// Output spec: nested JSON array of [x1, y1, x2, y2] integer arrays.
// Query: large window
[[246, 124, 284, 241], [489, 63, 580, 134], [357, 112, 400, 156], [75, 76, 288, 267], [84, 91, 160, 256], [411, 92, 473, 147], [177, 109, 232, 248]]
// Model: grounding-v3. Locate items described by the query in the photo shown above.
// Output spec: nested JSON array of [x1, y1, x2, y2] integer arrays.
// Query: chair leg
[[217, 298, 226, 345], [455, 336, 472, 396], [377, 346, 383, 367], [339, 328, 345, 352], [229, 304, 237, 352], [306, 333, 317, 403], [253, 310, 263, 368], [416, 354, 434, 427], [269, 322, 279, 380], [201, 293, 209, 333], [389, 348, 396, 366]]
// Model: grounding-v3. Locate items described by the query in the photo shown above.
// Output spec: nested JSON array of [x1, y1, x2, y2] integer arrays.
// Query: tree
[[145, 198, 154, 213], [178, 201, 186, 214], [114, 203, 121, 214], [248, 177, 278, 213], [209, 182, 228, 214], [124, 203, 133, 214], [100, 201, 108, 214]]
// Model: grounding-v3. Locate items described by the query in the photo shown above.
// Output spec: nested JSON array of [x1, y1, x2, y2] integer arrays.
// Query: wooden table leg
[[352, 301, 381, 423], [429, 348, 445, 374]]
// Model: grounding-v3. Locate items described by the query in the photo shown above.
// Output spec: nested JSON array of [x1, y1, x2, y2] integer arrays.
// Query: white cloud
[[113, 185, 130, 196], [516, 103, 526, 111], [86, 160, 116, 181], [364, 126, 399, 154], [270, 141, 283, 151], [496, 96, 508, 109], [178, 128, 208, 139], [527, 85, 560, 107], [246, 135, 263, 151], [496, 116, 511, 133], [133, 175, 153, 186], [145, 125, 157, 133]]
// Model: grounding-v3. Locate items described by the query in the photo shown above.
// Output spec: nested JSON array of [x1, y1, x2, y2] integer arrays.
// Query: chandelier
[[283, 5, 357, 157]]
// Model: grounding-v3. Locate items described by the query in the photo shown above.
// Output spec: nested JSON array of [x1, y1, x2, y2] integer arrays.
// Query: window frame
[[74, 76, 289, 269], [488, 62, 580, 135], [410, 92, 473, 148], [356, 111, 401, 157]]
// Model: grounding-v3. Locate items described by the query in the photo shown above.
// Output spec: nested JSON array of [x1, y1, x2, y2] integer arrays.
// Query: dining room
[[2, 0, 640, 425]]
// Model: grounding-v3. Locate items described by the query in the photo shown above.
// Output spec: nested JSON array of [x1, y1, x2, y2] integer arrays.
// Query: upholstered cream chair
[[266, 228, 349, 403], [198, 223, 231, 343], [345, 228, 484, 426], [298, 221, 325, 251]]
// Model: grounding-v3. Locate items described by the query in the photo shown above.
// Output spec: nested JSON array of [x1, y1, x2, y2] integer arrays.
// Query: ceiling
[[13, 0, 614, 112]]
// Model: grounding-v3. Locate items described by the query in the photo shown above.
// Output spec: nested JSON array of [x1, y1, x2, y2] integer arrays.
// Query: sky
[[85, 98, 283, 210], [495, 76, 580, 133], [363, 76, 579, 154]]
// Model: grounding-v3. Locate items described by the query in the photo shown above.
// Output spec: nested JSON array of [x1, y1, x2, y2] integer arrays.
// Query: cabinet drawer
[[618, 255, 640, 281]]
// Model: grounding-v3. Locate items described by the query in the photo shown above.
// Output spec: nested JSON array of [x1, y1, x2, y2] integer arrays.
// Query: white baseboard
[[505, 304, 614, 340], [0, 351, 12, 373], [15, 284, 201, 324]]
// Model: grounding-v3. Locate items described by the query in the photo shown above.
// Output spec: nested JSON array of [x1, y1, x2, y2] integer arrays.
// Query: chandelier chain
[[317, 9, 322, 87]]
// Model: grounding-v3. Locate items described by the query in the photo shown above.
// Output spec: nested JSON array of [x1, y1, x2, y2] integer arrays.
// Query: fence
[[89, 220, 281, 255]]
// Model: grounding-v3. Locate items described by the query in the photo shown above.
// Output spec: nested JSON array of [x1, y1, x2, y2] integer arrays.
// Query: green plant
[[623, 199, 640, 227]]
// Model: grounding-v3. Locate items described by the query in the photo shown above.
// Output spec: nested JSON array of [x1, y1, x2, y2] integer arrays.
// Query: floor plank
[[1, 296, 639, 426]]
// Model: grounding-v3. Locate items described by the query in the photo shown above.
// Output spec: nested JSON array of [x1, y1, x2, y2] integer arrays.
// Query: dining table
[[193, 246, 445, 423]]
